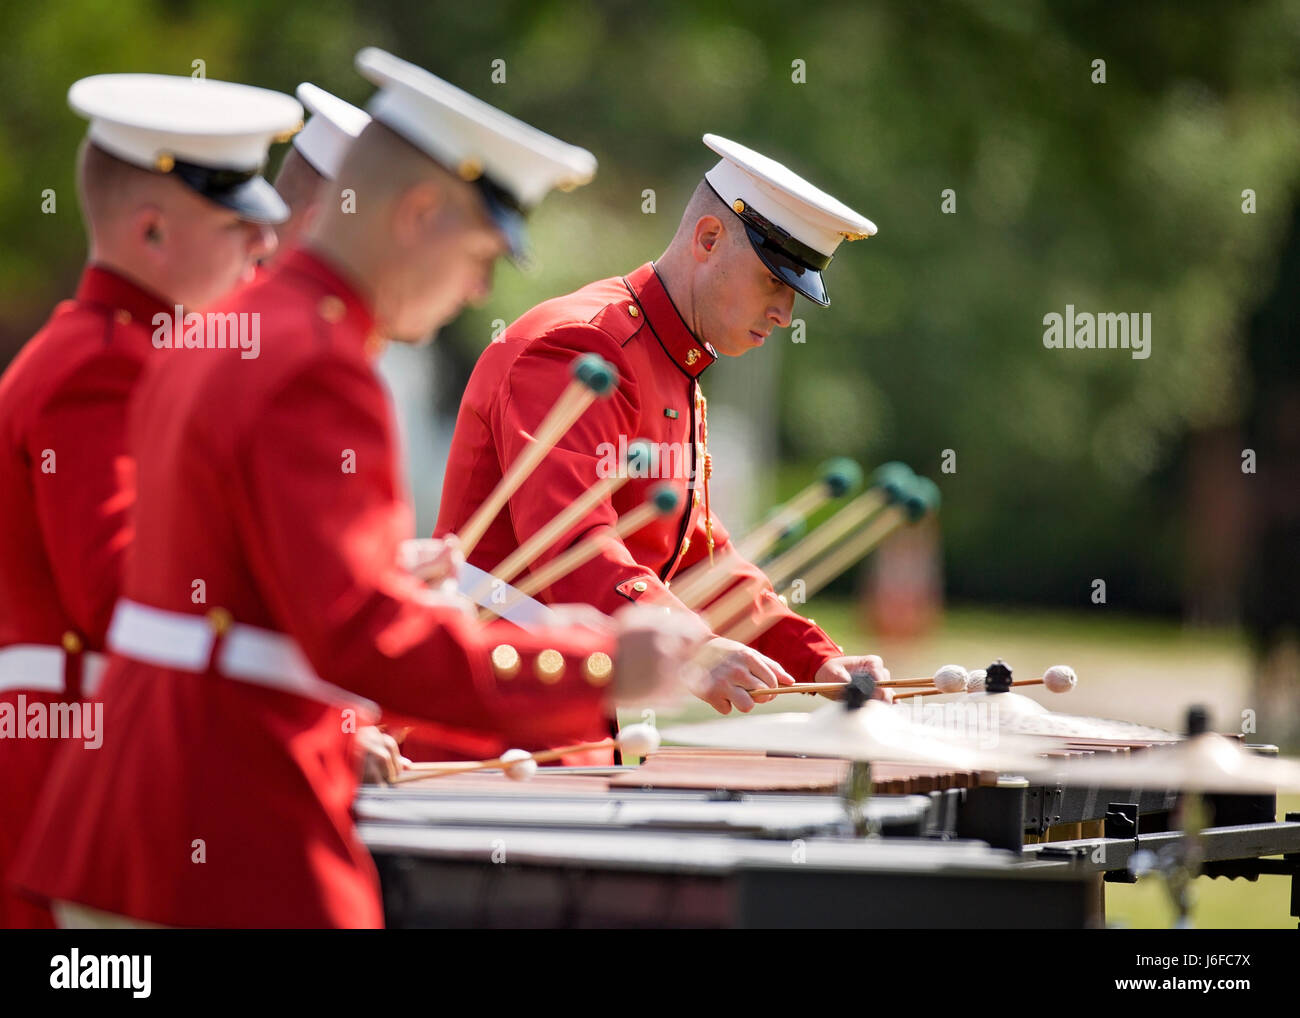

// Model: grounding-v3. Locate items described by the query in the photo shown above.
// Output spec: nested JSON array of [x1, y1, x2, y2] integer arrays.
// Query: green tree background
[[2, 0, 1297, 618]]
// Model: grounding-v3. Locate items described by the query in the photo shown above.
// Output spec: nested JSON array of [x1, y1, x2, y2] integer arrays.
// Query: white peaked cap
[[702, 133, 876, 306], [293, 83, 371, 180], [355, 47, 596, 259], [68, 73, 303, 223]]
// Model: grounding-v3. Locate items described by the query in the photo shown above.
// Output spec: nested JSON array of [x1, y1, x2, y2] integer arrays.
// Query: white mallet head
[[616, 723, 661, 758], [932, 664, 969, 694], [966, 668, 987, 692], [500, 748, 538, 782], [1043, 665, 1078, 694]]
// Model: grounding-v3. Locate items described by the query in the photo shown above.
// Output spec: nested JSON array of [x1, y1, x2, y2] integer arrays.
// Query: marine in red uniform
[[0, 72, 294, 928], [433, 134, 889, 763], [12, 49, 696, 929], [264, 81, 418, 781]]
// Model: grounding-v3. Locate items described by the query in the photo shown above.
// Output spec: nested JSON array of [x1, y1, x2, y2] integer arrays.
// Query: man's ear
[[132, 205, 166, 259], [391, 179, 445, 247], [693, 215, 723, 263]]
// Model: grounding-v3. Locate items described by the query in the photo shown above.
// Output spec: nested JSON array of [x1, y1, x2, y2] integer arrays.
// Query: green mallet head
[[819, 457, 863, 499], [902, 476, 941, 522], [871, 461, 914, 490], [572, 352, 618, 397], [649, 483, 680, 515]]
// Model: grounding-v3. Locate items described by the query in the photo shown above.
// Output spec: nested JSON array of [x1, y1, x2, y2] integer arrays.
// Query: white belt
[[458, 562, 559, 630], [0, 644, 107, 696], [106, 599, 377, 716]]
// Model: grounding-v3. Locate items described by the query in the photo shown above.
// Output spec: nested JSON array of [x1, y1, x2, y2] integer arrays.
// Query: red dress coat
[[429, 262, 842, 763], [0, 267, 162, 928], [12, 250, 614, 928]]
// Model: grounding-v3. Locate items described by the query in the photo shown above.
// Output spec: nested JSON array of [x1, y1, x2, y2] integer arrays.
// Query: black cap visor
[[170, 160, 288, 224], [743, 224, 829, 307], [474, 176, 531, 268], [713, 181, 833, 307]]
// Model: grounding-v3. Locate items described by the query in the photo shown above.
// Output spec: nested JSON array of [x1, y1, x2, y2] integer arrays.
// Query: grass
[[621, 600, 1298, 929], [1105, 797, 1299, 929]]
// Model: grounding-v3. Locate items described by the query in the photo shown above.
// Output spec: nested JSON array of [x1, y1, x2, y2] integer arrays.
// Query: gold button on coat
[[318, 295, 346, 323], [582, 652, 613, 686], [536, 649, 565, 683], [491, 644, 521, 680]]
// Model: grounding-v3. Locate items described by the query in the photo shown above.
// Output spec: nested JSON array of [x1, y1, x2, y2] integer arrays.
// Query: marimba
[[358, 774, 1092, 927], [356, 744, 1300, 928]]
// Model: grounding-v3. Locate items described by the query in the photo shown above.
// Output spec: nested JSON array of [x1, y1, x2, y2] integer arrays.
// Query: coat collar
[[278, 247, 384, 358], [622, 262, 717, 379], [75, 265, 172, 326]]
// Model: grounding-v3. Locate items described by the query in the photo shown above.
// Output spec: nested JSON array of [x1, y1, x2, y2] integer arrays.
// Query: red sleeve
[[26, 350, 141, 646], [674, 512, 842, 684], [233, 353, 611, 740]]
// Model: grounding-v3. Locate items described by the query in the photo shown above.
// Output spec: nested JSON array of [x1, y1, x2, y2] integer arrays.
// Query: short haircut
[[675, 178, 743, 247], [333, 120, 465, 206], [76, 139, 166, 228]]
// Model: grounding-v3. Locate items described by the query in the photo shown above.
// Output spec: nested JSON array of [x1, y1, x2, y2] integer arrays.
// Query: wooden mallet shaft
[[395, 737, 615, 783], [468, 472, 625, 605], [748, 676, 953, 699], [761, 489, 887, 592], [732, 457, 862, 562], [722, 488, 930, 646], [780, 504, 908, 603], [673, 487, 885, 613], [456, 354, 617, 558], [509, 485, 680, 602]]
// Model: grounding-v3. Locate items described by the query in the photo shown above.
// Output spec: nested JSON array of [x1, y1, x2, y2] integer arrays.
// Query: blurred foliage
[[2, 0, 1298, 612]]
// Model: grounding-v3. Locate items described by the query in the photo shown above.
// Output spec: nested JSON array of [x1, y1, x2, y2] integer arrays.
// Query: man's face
[[158, 186, 277, 308], [695, 229, 797, 357], [383, 180, 508, 344]]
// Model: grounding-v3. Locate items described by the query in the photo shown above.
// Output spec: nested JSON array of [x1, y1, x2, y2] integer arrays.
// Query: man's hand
[[398, 536, 464, 586], [689, 636, 796, 715], [608, 605, 708, 708], [356, 725, 406, 784], [401, 536, 479, 616], [815, 655, 894, 702]]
